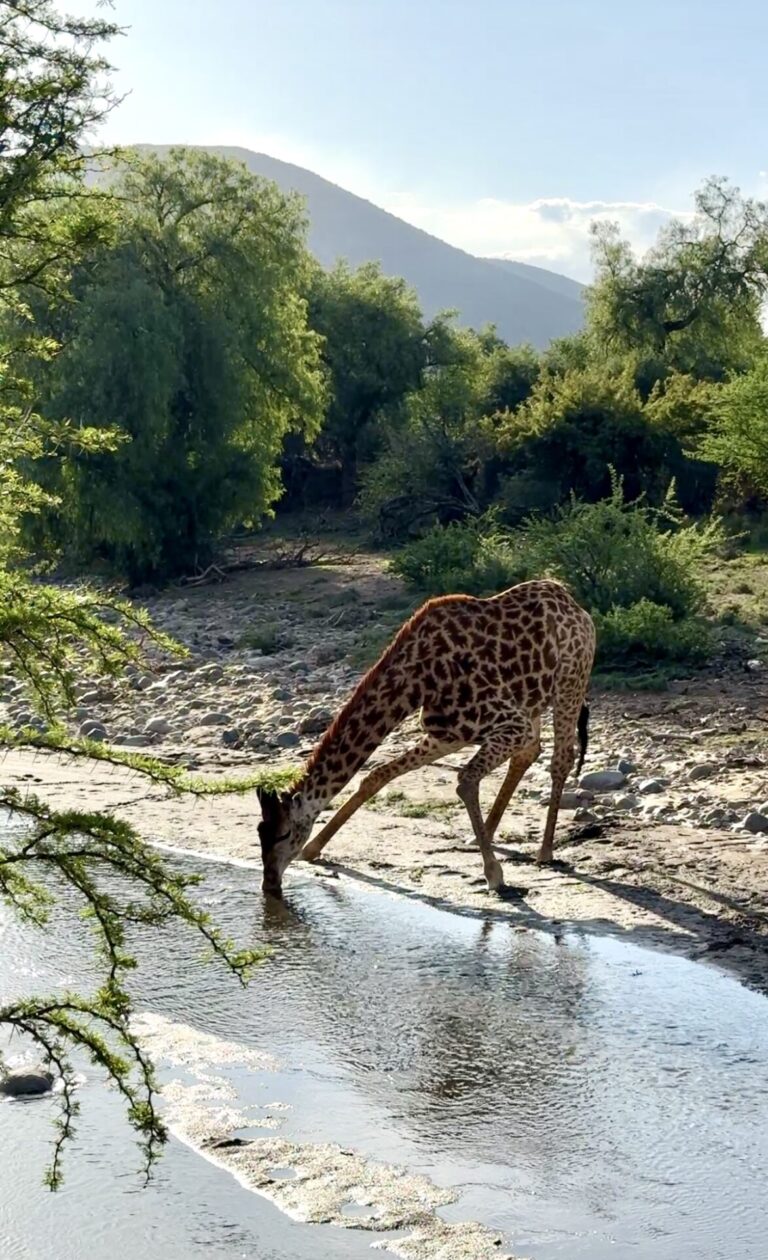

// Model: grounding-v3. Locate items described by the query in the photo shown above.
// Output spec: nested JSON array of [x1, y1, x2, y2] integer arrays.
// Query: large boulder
[[0, 1067, 54, 1097]]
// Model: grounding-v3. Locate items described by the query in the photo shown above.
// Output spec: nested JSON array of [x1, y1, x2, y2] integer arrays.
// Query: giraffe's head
[[257, 786, 312, 897]]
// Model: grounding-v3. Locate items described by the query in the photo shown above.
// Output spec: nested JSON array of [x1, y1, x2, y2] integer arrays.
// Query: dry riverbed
[[3, 551, 768, 989]]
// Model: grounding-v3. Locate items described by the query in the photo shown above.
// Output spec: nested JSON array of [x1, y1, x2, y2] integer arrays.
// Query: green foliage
[[0, 2, 304, 1188], [391, 477, 724, 671], [390, 515, 523, 596], [587, 178, 768, 380], [592, 600, 713, 670], [22, 148, 325, 582], [0, 790, 265, 1189], [495, 365, 675, 506], [518, 476, 725, 617], [698, 357, 768, 497], [360, 325, 534, 537], [308, 261, 428, 501]]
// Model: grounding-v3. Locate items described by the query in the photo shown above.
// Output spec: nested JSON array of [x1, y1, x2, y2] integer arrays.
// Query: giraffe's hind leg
[[484, 715, 542, 842], [538, 684, 588, 865], [456, 715, 537, 894]]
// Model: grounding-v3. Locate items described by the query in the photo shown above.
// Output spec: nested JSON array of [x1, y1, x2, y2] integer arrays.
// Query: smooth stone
[[199, 711, 231, 726], [614, 794, 639, 810], [79, 719, 107, 741], [221, 728, 240, 746], [687, 763, 716, 781], [579, 769, 627, 792], [616, 758, 637, 775], [274, 731, 300, 748], [77, 690, 102, 705], [740, 811, 768, 834], [271, 688, 292, 702], [299, 708, 333, 735], [118, 734, 151, 748], [145, 716, 172, 736], [197, 663, 224, 682], [637, 778, 665, 794], [0, 1068, 54, 1097]]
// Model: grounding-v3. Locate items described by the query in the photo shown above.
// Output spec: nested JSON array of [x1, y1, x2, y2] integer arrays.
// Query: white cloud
[[379, 194, 689, 282]]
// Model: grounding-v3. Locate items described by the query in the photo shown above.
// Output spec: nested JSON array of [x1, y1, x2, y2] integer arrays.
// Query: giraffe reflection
[[252, 885, 590, 1157]]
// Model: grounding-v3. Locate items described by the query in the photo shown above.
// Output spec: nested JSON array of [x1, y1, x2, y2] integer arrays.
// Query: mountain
[[134, 146, 585, 347], [485, 258, 586, 304]]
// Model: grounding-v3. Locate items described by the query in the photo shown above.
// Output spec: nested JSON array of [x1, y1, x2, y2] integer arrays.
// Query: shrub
[[390, 516, 524, 597], [390, 477, 724, 672], [593, 600, 713, 670], [518, 475, 725, 617]]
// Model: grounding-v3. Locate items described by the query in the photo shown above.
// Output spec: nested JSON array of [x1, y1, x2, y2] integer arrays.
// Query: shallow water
[[3, 856, 768, 1259]]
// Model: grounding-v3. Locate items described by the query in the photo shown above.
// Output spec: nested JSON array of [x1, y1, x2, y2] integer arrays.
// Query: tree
[[0, 3, 292, 1186], [698, 357, 768, 499], [494, 365, 677, 508], [588, 178, 768, 381], [359, 325, 507, 536], [307, 261, 429, 502], [21, 148, 325, 581]]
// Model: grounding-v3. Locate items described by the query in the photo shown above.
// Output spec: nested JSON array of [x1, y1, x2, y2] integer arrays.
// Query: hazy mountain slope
[[135, 145, 585, 347], [485, 258, 586, 304]]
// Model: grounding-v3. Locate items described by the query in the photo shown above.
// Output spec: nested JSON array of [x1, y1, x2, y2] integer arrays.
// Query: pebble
[[638, 778, 665, 795], [687, 763, 716, 781], [616, 758, 637, 775], [77, 690, 102, 705], [299, 708, 333, 735], [614, 794, 639, 811], [199, 711, 231, 726], [579, 769, 627, 792], [79, 719, 107, 741], [271, 688, 292, 702], [117, 734, 151, 748], [574, 807, 599, 823], [739, 811, 768, 834], [197, 662, 224, 679], [0, 1067, 54, 1097], [275, 731, 300, 748], [221, 728, 240, 746], [145, 716, 172, 736]]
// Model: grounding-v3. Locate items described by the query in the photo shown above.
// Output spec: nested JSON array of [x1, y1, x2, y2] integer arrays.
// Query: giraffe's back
[[408, 579, 594, 718]]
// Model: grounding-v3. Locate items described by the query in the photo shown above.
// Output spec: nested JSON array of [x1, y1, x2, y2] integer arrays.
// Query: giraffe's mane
[[303, 592, 469, 778]]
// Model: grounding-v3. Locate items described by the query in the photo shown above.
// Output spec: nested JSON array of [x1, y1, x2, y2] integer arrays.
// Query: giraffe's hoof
[[494, 882, 529, 901]]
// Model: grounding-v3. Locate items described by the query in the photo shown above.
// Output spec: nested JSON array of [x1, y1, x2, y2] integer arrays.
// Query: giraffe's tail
[[575, 702, 590, 777]]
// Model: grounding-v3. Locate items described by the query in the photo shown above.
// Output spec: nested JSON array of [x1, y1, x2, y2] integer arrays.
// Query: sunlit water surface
[[2, 851, 768, 1260]]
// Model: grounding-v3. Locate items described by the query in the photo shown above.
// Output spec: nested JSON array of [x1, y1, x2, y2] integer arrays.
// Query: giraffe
[[257, 579, 596, 899]]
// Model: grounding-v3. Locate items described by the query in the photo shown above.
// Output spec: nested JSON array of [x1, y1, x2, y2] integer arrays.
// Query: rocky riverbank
[[3, 551, 768, 990]]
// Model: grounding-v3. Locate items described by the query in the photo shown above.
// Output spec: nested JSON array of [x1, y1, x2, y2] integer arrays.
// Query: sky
[[84, 0, 768, 280]]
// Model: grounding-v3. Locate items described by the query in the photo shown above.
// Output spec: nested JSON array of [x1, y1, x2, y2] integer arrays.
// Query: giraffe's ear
[[257, 786, 291, 825], [257, 786, 277, 820]]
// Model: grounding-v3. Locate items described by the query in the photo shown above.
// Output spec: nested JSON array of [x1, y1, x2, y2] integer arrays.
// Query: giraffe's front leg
[[301, 735, 459, 862]]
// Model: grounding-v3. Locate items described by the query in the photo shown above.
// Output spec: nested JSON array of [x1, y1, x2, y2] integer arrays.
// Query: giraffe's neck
[[297, 660, 415, 819]]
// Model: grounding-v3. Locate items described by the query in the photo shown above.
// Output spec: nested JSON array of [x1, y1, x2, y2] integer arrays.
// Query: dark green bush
[[390, 516, 524, 596], [518, 476, 725, 617], [593, 599, 713, 670], [390, 478, 724, 671]]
